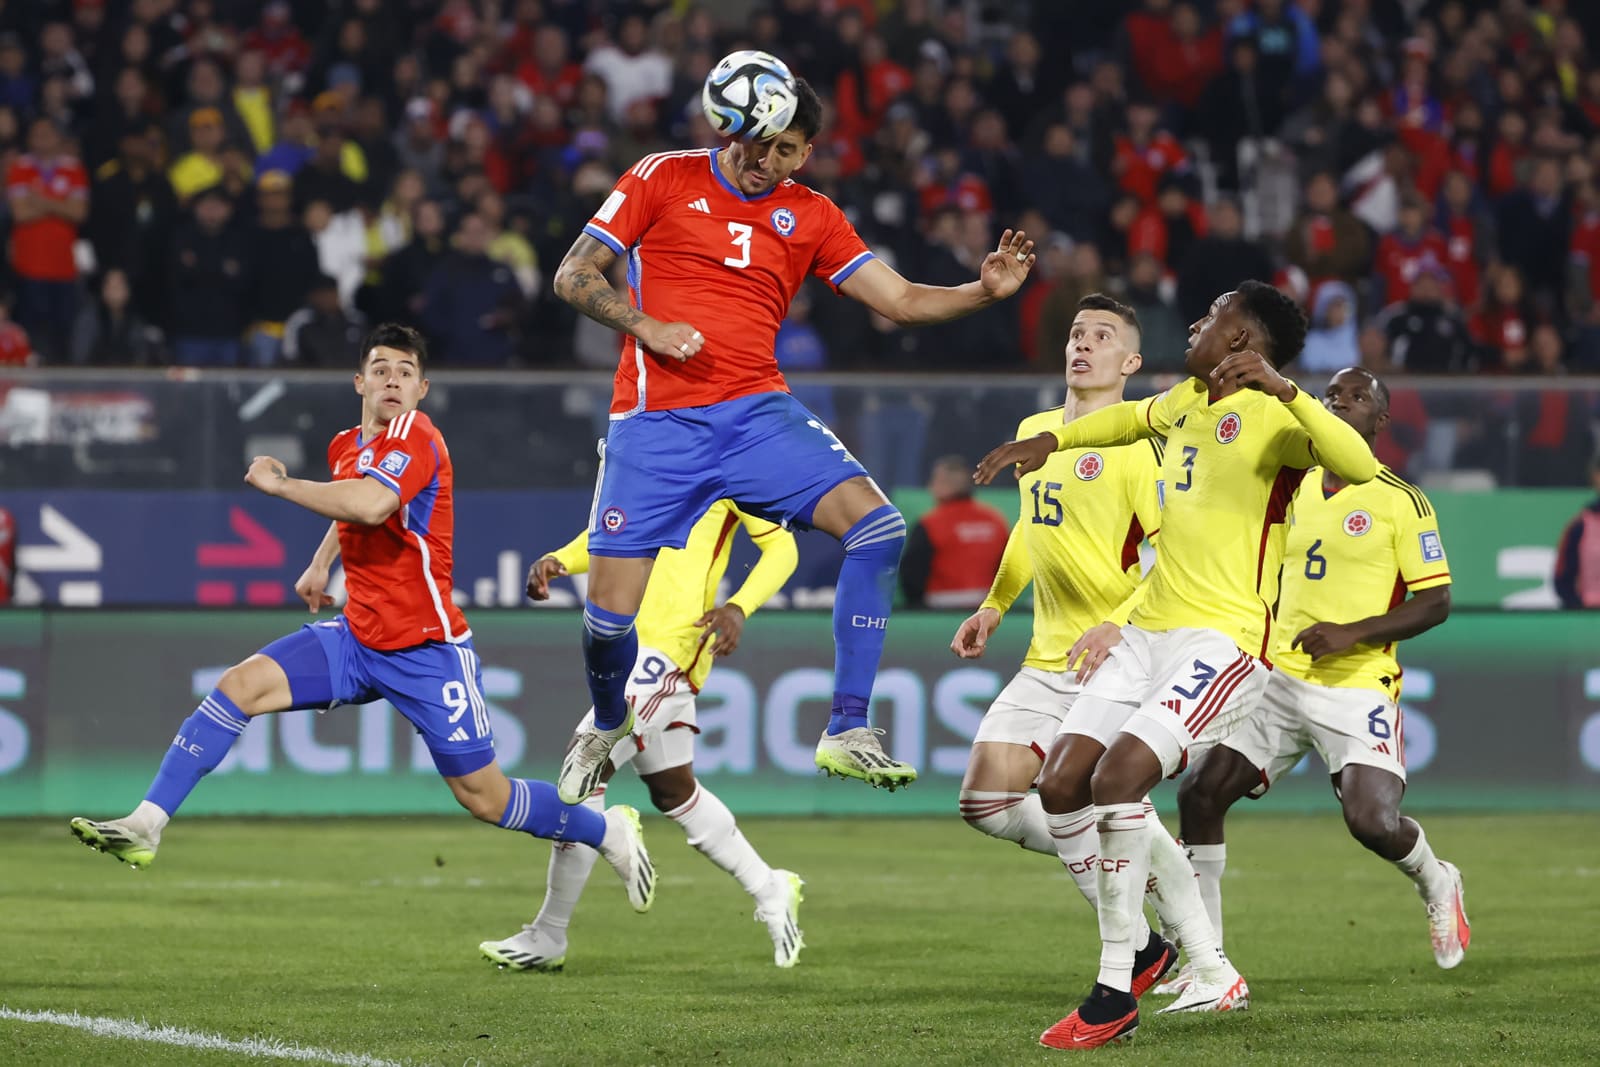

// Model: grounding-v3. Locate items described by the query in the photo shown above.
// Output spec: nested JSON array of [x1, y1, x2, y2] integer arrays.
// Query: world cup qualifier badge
[[1074, 452, 1104, 480], [1215, 412, 1242, 444], [770, 207, 796, 237], [1343, 510, 1373, 536], [600, 506, 627, 534]]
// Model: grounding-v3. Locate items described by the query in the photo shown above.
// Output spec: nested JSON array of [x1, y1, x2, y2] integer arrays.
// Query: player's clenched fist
[[526, 555, 568, 601], [973, 432, 1057, 484], [951, 607, 1001, 659], [1210, 350, 1296, 402], [640, 320, 705, 362], [245, 455, 289, 495]]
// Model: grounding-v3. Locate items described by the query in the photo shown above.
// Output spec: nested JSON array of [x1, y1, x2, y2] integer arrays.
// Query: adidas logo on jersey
[[688, 198, 710, 213]]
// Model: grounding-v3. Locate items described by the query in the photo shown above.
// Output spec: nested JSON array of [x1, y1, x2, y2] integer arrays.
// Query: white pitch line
[[0, 1007, 407, 1067]]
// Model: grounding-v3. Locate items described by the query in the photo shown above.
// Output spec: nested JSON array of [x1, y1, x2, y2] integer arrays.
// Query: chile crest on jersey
[[770, 207, 796, 237]]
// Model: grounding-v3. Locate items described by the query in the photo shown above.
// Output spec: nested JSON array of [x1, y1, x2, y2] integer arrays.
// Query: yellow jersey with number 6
[[982, 407, 1164, 673], [1274, 466, 1451, 698]]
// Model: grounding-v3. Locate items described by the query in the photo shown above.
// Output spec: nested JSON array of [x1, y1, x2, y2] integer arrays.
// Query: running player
[[68, 325, 655, 921], [553, 73, 1034, 799], [976, 282, 1380, 1048], [1175, 367, 1467, 976], [481, 500, 806, 971], [952, 294, 1195, 999]]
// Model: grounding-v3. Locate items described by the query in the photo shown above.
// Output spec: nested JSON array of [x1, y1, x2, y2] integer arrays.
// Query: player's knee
[[458, 789, 503, 824], [644, 772, 695, 813], [1176, 769, 1230, 821], [957, 788, 1013, 837], [841, 504, 906, 561], [1343, 801, 1399, 853], [1036, 770, 1087, 815], [216, 660, 271, 714]]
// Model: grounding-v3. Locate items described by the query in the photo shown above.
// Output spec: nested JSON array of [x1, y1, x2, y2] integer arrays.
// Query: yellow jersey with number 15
[[982, 407, 1164, 673], [1274, 466, 1452, 698]]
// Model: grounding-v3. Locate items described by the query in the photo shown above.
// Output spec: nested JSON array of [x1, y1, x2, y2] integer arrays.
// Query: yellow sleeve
[[1047, 382, 1202, 451], [1281, 386, 1379, 483], [980, 520, 1032, 616], [1106, 575, 1149, 626], [547, 529, 592, 576], [1392, 488, 1452, 593], [726, 512, 798, 617]]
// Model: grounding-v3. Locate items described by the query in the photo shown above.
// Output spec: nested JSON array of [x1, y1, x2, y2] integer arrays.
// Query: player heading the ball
[[551, 58, 1036, 799]]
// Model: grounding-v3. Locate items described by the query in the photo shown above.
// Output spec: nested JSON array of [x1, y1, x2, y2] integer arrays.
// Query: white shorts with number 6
[[1059, 625, 1270, 777], [1222, 669, 1407, 790], [574, 645, 699, 777]]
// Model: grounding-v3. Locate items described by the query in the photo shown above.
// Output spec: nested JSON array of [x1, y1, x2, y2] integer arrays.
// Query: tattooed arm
[[553, 234, 705, 362]]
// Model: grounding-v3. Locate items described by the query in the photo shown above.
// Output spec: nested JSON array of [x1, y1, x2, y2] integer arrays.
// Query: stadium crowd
[[0, 0, 1598, 382]]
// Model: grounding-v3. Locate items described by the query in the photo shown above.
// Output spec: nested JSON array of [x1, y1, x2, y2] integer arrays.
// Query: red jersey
[[6, 153, 87, 281], [583, 148, 873, 415], [326, 410, 469, 651], [1375, 230, 1449, 304]]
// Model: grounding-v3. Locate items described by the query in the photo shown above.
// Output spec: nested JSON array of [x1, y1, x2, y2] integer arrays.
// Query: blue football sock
[[498, 778, 606, 847], [829, 504, 906, 736], [583, 602, 638, 731], [143, 691, 251, 817]]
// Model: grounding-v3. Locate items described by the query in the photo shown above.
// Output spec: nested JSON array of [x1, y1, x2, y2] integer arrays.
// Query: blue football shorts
[[258, 617, 496, 777], [588, 390, 868, 556]]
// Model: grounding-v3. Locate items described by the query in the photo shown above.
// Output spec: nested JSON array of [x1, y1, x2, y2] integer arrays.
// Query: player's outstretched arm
[[293, 522, 341, 613], [552, 234, 704, 362], [973, 402, 1148, 484], [1292, 586, 1451, 660], [837, 229, 1035, 326], [1211, 351, 1379, 484], [245, 456, 399, 526]]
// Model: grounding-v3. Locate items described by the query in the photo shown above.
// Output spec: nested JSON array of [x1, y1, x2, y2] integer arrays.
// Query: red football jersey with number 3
[[583, 148, 874, 416], [326, 409, 469, 650]]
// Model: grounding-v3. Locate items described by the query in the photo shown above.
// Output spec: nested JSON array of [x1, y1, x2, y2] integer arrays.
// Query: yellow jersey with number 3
[[1128, 380, 1324, 658], [1274, 466, 1451, 698], [982, 408, 1164, 673], [550, 499, 797, 691]]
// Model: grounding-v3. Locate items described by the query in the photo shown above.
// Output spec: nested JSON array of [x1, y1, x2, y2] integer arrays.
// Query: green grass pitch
[[3, 812, 1597, 1065]]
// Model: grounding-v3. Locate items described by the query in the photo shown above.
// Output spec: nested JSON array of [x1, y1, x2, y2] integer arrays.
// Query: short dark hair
[[789, 77, 824, 140], [360, 323, 428, 371], [1235, 280, 1308, 367], [1077, 292, 1142, 344]]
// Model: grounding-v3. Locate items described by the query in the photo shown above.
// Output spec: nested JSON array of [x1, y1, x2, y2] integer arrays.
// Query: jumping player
[[1176, 368, 1467, 977], [976, 282, 1380, 1048], [481, 500, 806, 971], [552, 75, 1034, 799], [69, 325, 656, 922]]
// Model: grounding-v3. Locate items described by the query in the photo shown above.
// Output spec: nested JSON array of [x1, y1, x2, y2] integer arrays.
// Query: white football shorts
[[1222, 668, 1407, 790], [972, 667, 1082, 758], [1058, 625, 1270, 777]]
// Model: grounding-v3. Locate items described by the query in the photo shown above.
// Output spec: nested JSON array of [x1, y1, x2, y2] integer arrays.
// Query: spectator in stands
[[422, 211, 521, 365], [69, 268, 162, 366], [1285, 170, 1372, 289], [900, 455, 1010, 610], [1195, 37, 1280, 189], [88, 120, 175, 331], [6, 117, 88, 363], [295, 98, 362, 211], [304, 197, 366, 309], [1378, 266, 1473, 373], [1112, 96, 1187, 205], [1023, 123, 1108, 245], [1472, 265, 1535, 371], [585, 11, 671, 123], [517, 24, 582, 109], [1121, 251, 1187, 372], [246, 170, 318, 365], [1175, 196, 1274, 324], [393, 98, 446, 195], [374, 198, 447, 324], [168, 58, 251, 157], [1300, 281, 1362, 374], [168, 107, 238, 207], [1435, 169, 1487, 309], [0, 34, 35, 116], [231, 49, 274, 156], [1554, 455, 1600, 609], [1499, 155, 1573, 316], [0, 293, 34, 366], [283, 273, 365, 366], [168, 187, 248, 366], [1375, 195, 1450, 307], [1035, 242, 1108, 371]]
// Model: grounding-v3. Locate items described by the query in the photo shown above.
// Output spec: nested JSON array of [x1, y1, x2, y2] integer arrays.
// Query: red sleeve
[[811, 194, 874, 289], [6, 160, 32, 197], [361, 411, 440, 504], [65, 162, 88, 197], [581, 154, 672, 255]]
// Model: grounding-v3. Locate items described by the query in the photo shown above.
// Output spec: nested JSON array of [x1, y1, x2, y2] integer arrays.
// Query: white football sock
[[1186, 842, 1227, 946], [530, 787, 606, 937], [1093, 803, 1152, 993], [667, 782, 773, 898], [127, 800, 170, 839], [1144, 814, 1228, 976], [1046, 804, 1153, 944], [959, 789, 1056, 855], [1394, 821, 1451, 900]]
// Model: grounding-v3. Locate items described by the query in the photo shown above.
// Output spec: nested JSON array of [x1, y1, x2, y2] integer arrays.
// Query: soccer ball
[[701, 50, 799, 141]]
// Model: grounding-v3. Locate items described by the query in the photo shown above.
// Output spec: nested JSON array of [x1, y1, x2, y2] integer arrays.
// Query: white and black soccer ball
[[701, 50, 799, 141]]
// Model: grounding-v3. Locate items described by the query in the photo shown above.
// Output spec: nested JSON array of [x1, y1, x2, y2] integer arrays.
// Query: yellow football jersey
[[982, 407, 1164, 673], [1274, 466, 1451, 697], [1050, 379, 1377, 657], [549, 500, 797, 691]]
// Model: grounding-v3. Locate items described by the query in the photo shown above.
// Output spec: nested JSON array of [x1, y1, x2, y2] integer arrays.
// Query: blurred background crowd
[[0, 0, 1599, 385]]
